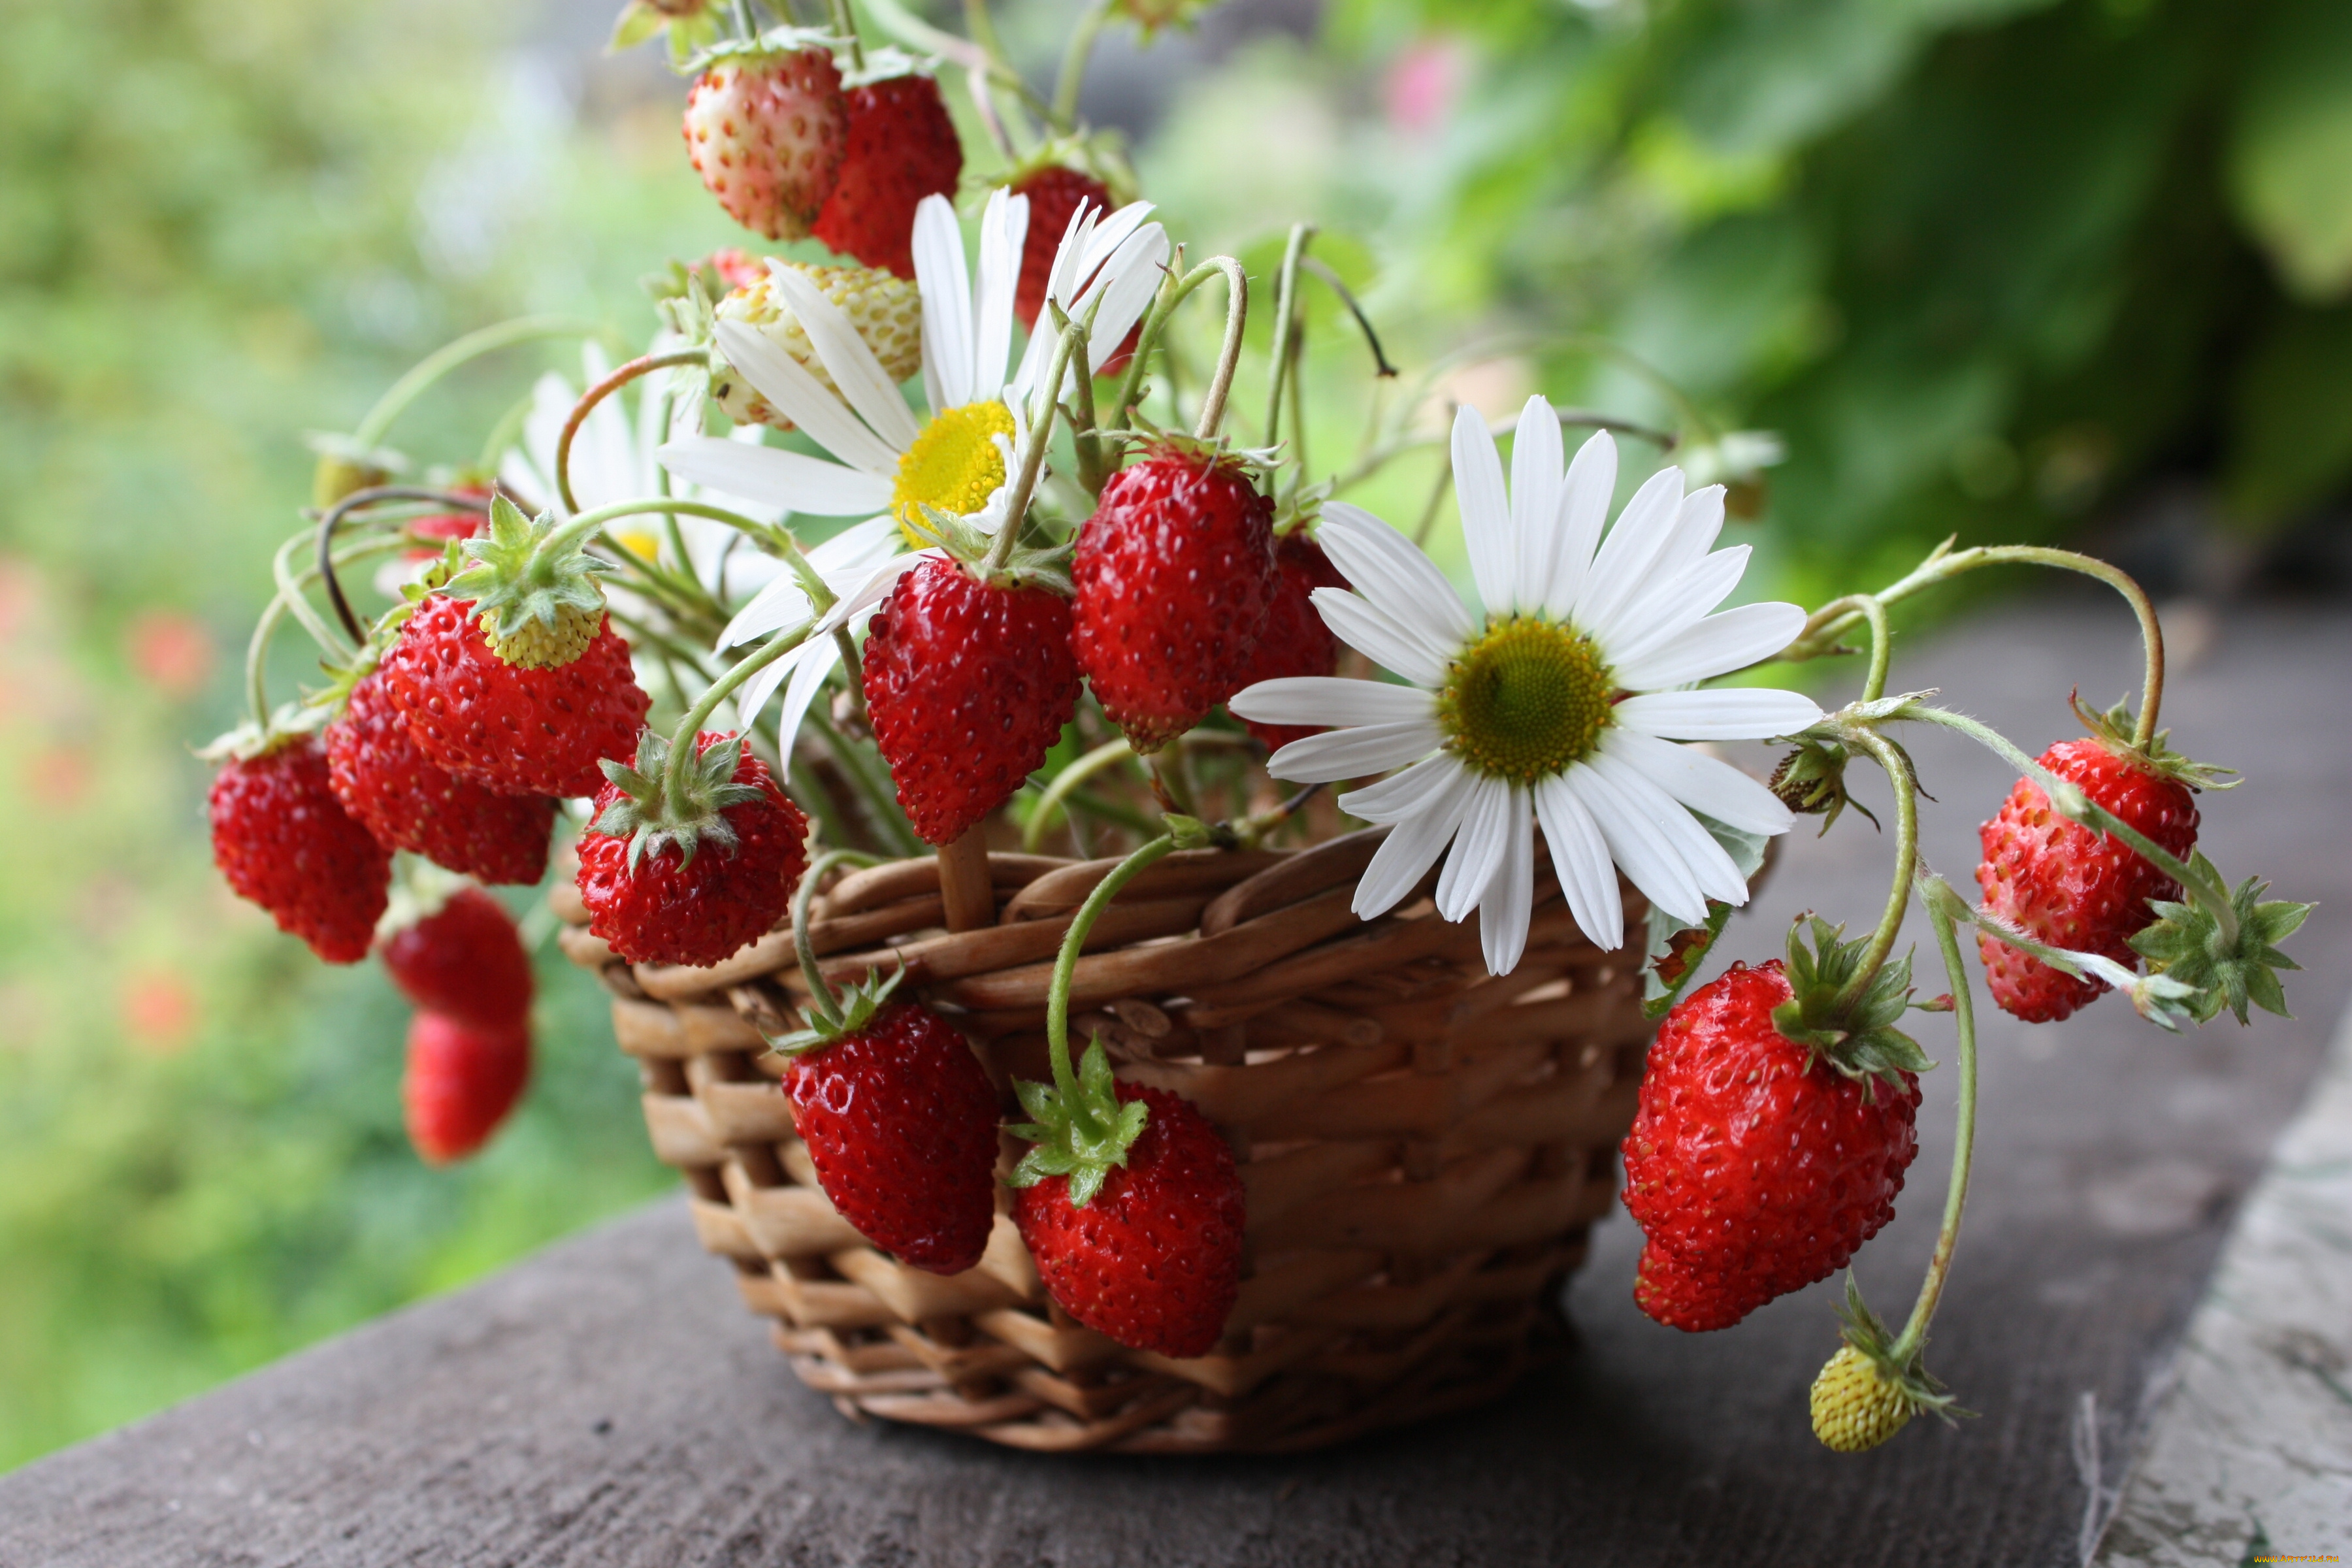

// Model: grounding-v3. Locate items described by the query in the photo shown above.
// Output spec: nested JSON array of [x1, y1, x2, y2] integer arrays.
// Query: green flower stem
[[1832, 728, 1921, 1019], [1053, 304, 1108, 497], [315, 485, 497, 644], [826, 0, 864, 70], [805, 705, 925, 859], [1300, 256, 1397, 379], [351, 316, 611, 451], [1894, 702, 2236, 946], [1050, 0, 1113, 128], [1334, 401, 1678, 495], [1109, 257, 1250, 438], [958, 0, 1055, 128], [659, 621, 817, 806], [273, 531, 357, 661], [553, 348, 706, 514], [792, 847, 881, 1032], [1265, 223, 1317, 448], [831, 627, 869, 728], [984, 320, 1079, 576], [1022, 736, 1136, 851], [1781, 543, 2164, 748], [478, 388, 538, 476], [1891, 890, 1981, 1365], [241, 533, 424, 727], [1045, 832, 1179, 1105]]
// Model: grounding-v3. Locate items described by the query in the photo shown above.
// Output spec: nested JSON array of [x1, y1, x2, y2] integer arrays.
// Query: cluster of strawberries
[[1618, 709, 2207, 1335]]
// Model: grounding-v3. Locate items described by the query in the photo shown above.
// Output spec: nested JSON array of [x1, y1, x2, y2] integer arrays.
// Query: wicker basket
[[551, 826, 1652, 1453]]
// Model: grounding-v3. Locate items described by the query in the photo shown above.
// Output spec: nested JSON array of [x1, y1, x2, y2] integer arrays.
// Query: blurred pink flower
[[127, 611, 216, 699], [1386, 38, 1466, 140], [122, 969, 200, 1056]]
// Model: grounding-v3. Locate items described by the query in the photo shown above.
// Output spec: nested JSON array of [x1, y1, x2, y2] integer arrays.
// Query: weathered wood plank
[[2, 600, 2347, 1567]]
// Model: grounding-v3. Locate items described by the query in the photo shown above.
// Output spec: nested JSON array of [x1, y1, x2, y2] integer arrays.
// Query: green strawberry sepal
[[762, 966, 907, 1057], [1771, 915, 1936, 1091], [2128, 851, 2311, 1026], [589, 729, 766, 874], [1005, 1036, 1150, 1210], [444, 495, 613, 669]]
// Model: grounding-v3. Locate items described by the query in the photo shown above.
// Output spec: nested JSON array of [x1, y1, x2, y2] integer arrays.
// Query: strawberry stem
[[553, 349, 707, 514], [1049, 0, 1114, 130], [792, 848, 879, 1032], [351, 316, 613, 453], [1889, 887, 1982, 1365], [985, 321, 1080, 575], [1044, 832, 1179, 1103], [1022, 738, 1137, 852], [1830, 729, 1919, 1021], [1265, 223, 1318, 449], [826, 0, 864, 71], [1109, 257, 1250, 439], [661, 621, 819, 806]]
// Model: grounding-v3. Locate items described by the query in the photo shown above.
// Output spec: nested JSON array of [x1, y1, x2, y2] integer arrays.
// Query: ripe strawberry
[[862, 557, 1081, 847], [380, 886, 535, 1037], [576, 730, 809, 968], [779, 1000, 1002, 1275], [380, 593, 647, 799], [1622, 946, 1922, 1333], [811, 73, 962, 278], [1073, 443, 1277, 753], [1009, 165, 1115, 329], [209, 734, 392, 964], [1230, 532, 1348, 753], [710, 262, 923, 432], [1013, 1078, 1247, 1358], [403, 1011, 531, 1165], [1975, 734, 2199, 1023], [326, 670, 554, 885], [696, 246, 767, 291], [683, 44, 847, 242]]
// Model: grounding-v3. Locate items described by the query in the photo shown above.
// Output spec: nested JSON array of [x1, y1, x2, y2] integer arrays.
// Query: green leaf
[[608, 1, 664, 53]]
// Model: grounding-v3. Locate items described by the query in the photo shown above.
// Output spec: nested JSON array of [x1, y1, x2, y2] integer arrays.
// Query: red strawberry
[[1013, 1081, 1247, 1357], [696, 246, 767, 291], [209, 735, 392, 964], [1230, 533, 1348, 753], [1975, 736, 2199, 1022], [862, 557, 1081, 846], [781, 1001, 1002, 1275], [683, 45, 847, 242], [378, 594, 649, 799], [811, 73, 962, 278], [1073, 443, 1277, 753], [1009, 165, 1114, 329], [380, 887, 534, 1037], [403, 1011, 531, 1165], [1622, 956, 1921, 1333], [326, 670, 554, 885], [576, 730, 809, 968]]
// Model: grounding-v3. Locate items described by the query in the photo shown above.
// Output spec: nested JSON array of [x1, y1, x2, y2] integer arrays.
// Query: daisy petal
[[1336, 750, 1461, 821], [1543, 430, 1618, 618], [1315, 501, 1475, 647], [734, 635, 832, 738], [1602, 728, 1793, 836], [1265, 719, 1446, 784], [1597, 544, 1751, 670], [768, 265, 923, 452], [1588, 751, 1749, 906], [1076, 201, 1154, 280], [1451, 404, 1514, 618], [1510, 397, 1564, 616], [1591, 485, 1725, 649], [1566, 762, 1708, 926], [720, 574, 814, 650], [1085, 223, 1169, 371], [1350, 757, 1476, 917], [1310, 588, 1450, 690], [1479, 788, 1535, 973], [1611, 600, 1809, 691], [1573, 465, 1687, 633], [1227, 676, 1436, 727], [772, 633, 844, 766], [1436, 774, 1514, 922], [1614, 687, 1822, 742], [973, 188, 1026, 397], [913, 193, 973, 412], [714, 321, 903, 476], [1534, 772, 1624, 950], [658, 436, 894, 517]]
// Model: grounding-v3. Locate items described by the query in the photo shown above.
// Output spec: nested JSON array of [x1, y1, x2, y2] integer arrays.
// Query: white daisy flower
[[658, 187, 1169, 755], [1228, 397, 1821, 976]]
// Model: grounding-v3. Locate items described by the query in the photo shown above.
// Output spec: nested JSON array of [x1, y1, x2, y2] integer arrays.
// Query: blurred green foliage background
[[4, 0, 2349, 1470]]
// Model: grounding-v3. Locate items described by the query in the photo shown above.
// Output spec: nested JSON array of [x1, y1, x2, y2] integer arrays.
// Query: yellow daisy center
[[890, 400, 1015, 547], [1438, 616, 1613, 784], [611, 526, 663, 563]]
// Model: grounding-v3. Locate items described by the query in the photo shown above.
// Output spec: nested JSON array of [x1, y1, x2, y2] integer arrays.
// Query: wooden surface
[[5, 598, 2349, 1567]]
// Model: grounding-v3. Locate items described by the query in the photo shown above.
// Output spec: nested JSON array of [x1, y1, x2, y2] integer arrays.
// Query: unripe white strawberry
[[682, 45, 847, 242], [710, 263, 924, 430]]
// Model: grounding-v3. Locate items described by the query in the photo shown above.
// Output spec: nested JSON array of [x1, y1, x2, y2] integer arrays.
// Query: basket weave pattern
[[553, 828, 1652, 1453]]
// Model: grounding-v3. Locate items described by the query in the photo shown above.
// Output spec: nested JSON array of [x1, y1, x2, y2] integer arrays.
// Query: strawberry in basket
[[208, 730, 394, 964]]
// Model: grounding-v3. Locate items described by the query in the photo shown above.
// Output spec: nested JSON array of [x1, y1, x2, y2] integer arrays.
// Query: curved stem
[[1265, 223, 1316, 448], [661, 623, 816, 804], [352, 316, 608, 450], [540, 497, 815, 599], [804, 705, 925, 859], [826, 0, 864, 70], [554, 349, 706, 515], [1833, 730, 1919, 1019], [1301, 256, 1397, 379], [1192, 257, 1250, 441], [1782, 544, 2164, 745], [1045, 833, 1178, 1098], [315, 485, 493, 645], [986, 321, 1079, 575], [1023, 737, 1136, 851], [1051, 0, 1113, 128], [478, 389, 538, 476], [1893, 890, 1981, 1362], [244, 595, 290, 728], [793, 848, 879, 1032], [1109, 257, 1249, 436]]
